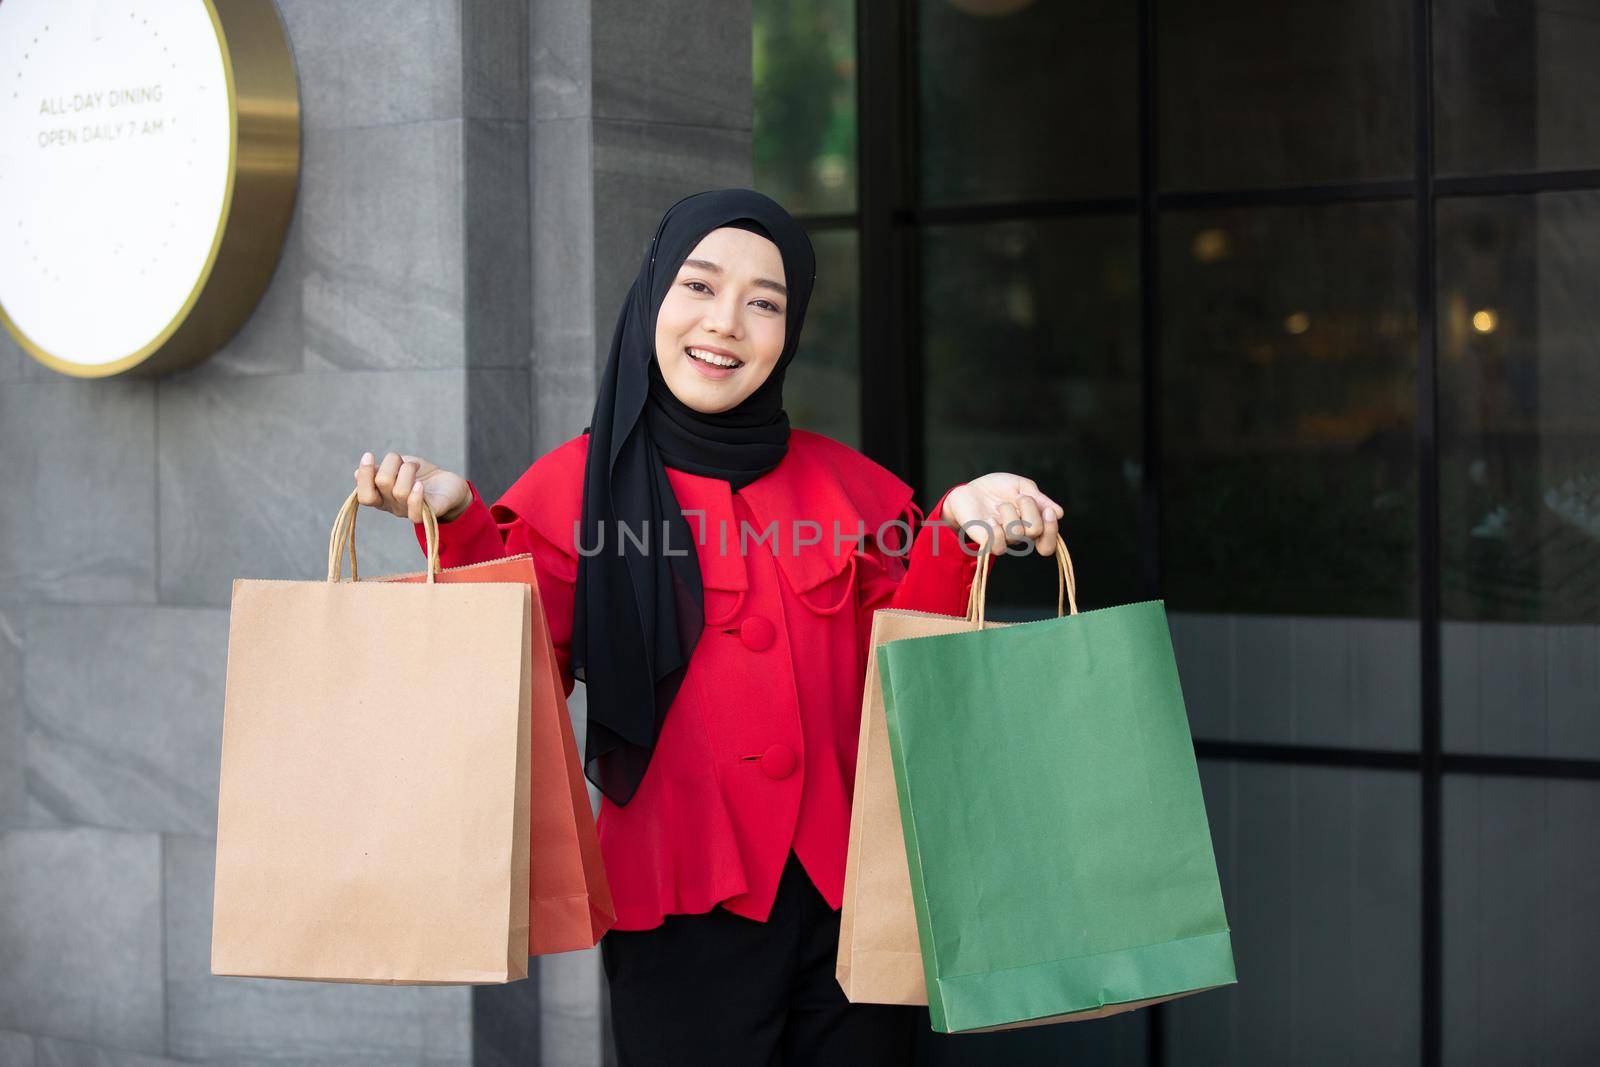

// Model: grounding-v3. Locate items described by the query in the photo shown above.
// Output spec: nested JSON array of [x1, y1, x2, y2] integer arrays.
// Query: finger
[[1014, 477, 1063, 522], [406, 480, 424, 524], [1034, 488, 1065, 522], [993, 502, 1020, 555], [1015, 496, 1045, 541], [956, 516, 992, 555], [374, 451, 403, 508], [393, 460, 417, 508], [1038, 504, 1060, 557], [354, 451, 379, 506], [985, 519, 1005, 556]]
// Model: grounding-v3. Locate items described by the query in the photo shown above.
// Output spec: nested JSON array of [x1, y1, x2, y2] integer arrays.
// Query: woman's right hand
[[353, 451, 472, 524]]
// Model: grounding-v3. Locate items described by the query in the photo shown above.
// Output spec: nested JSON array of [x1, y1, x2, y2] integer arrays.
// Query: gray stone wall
[[0, 1, 751, 1064]]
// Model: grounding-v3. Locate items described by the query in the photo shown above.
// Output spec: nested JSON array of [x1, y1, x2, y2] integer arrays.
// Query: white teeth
[[687, 347, 741, 368]]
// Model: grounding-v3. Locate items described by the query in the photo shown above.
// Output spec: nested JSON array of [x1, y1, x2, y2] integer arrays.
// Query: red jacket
[[414, 428, 982, 930]]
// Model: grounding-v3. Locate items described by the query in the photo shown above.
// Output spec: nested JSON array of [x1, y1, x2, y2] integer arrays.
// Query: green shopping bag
[[877, 542, 1236, 1033]]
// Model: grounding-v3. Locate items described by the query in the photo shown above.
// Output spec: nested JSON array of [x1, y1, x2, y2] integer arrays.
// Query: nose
[[700, 290, 742, 338]]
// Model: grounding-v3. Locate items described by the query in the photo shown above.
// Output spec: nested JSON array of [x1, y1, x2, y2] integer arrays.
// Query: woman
[[353, 187, 1063, 1065]]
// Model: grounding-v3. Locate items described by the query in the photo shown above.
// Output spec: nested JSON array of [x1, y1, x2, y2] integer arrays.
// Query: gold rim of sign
[[0, 0, 301, 379]]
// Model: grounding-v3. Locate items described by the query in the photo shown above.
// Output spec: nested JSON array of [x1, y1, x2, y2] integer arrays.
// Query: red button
[[739, 616, 775, 651], [759, 743, 796, 780]]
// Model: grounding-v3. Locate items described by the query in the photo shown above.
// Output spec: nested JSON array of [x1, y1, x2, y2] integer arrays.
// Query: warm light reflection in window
[[1191, 227, 1233, 263]]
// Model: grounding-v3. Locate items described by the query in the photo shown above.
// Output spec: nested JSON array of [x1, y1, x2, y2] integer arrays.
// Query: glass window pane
[[921, 215, 1142, 612], [1435, 0, 1600, 175], [786, 228, 861, 448], [1437, 192, 1600, 760], [1444, 776, 1600, 1063], [1160, 202, 1418, 617], [1170, 612, 1420, 750], [917, 0, 1137, 206], [753, 0, 858, 215], [1437, 193, 1600, 625], [1442, 619, 1600, 759], [1166, 761, 1421, 1064], [1157, 1, 1412, 190]]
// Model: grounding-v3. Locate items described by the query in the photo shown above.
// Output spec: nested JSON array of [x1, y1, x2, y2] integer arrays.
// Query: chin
[[663, 377, 723, 412], [688, 392, 744, 415], [659, 351, 769, 413]]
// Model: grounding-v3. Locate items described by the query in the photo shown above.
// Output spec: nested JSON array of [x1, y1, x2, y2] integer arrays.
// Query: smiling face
[[653, 226, 789, 413]]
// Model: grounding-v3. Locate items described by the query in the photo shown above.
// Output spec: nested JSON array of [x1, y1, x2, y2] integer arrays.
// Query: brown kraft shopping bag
[[212, 491, 532, 984], [378, 528, 615, 955], [838, 573, 1022, 1004]]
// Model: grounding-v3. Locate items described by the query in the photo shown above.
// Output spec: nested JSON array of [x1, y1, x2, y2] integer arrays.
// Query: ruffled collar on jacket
[[498, 429, 919, 597]]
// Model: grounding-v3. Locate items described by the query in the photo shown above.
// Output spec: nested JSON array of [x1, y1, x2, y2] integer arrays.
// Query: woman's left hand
[[941, 473, 1064, 557]]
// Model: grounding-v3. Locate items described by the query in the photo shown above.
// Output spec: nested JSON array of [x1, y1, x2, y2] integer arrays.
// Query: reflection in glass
[[786, 228, 860, 449], [1438, 193, 1600, 759], [1435, 0, 1600, 175], [1437, 193, 1600, 624], [1161, 203, 1418, 616], [1442, 618, 1600, 759], [1166, 760, 1421, 1064], [1170, 612, 1419, 749], [1444, 775, 1600, 1061], [753, 0, 857, 215], [921, 215, 1142, 611], [1157, 1, 1411, 190], [918, 0, 1137, 206]]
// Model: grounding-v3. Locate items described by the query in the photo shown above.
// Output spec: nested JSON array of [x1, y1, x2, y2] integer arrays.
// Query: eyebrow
[[680, 258, 788, 298]]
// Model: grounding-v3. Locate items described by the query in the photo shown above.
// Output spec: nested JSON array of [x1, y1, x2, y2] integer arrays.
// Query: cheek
[[655, 293, 696, 341], [754, 319, 786, 366]]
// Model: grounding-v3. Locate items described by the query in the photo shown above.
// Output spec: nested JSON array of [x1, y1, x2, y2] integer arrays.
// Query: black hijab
[[573, 188, 818, 806]]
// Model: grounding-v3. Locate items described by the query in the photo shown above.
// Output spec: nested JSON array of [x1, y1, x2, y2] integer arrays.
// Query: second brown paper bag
[[837, 587, 1017, 1005], [380, 552, 615, 956]]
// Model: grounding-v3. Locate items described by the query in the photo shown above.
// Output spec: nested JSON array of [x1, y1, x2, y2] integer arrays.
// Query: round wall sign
[[0, 0, 299, 378]]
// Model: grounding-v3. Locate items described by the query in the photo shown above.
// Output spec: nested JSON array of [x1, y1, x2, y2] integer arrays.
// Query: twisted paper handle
[[325, 487, 439, 583], [963, 531, 1078, 627]]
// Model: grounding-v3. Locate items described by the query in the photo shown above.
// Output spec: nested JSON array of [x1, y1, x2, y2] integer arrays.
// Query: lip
[[687, 343, 741, 361], [684, 345, 743, 380]]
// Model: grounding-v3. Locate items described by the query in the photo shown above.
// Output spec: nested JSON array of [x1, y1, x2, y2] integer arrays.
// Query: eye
[[682, 280, 781, 313]]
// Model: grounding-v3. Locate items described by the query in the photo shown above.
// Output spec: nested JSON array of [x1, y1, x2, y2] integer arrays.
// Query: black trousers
[[600, 849, 919, 1066]]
